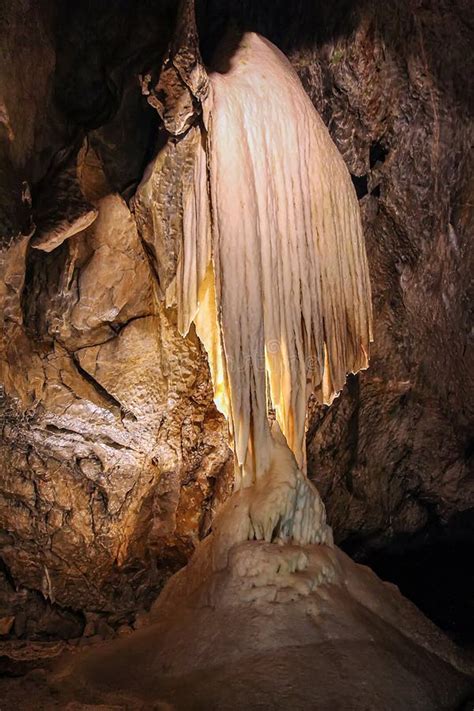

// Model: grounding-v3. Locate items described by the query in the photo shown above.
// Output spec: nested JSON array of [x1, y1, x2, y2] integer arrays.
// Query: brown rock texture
[[0, 0, 232, 634], [293, 1, 474, 548], [0, 0, 473, 636]]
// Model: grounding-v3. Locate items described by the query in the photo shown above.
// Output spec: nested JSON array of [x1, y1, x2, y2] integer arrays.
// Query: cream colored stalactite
[[175, 32, 372, 488], [170, 131, 211, 335]]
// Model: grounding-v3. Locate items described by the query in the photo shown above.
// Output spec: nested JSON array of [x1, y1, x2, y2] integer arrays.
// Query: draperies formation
[[164, 32, 372, 487]]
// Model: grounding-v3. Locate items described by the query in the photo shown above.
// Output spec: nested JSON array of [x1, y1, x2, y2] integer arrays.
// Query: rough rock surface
[[294, 1, 474, 550], [0, 0, 233, 632], [0, 0, 473, 636]]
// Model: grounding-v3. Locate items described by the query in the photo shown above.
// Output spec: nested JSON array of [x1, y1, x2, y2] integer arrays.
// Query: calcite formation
[[169, 32, 372, 490], [138, 29, 370, 557]]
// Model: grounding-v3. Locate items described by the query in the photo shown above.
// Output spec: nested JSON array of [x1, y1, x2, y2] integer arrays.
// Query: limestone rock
[[1, 156, 232, 615], [31, 150, 98, 254], [142, 0, 208, 135]]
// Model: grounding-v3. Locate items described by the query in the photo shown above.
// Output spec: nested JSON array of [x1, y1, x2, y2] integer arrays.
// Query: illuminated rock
[[171, 32, 372, 490]]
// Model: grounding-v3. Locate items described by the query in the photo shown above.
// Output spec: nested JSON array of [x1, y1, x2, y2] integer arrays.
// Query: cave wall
[[290, 1, 474, 548], [0, 0, 472, 637], [0, 0, 233, 637]]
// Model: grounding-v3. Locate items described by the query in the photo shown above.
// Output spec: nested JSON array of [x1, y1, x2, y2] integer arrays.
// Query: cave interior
[[0, 0, 473, 708]]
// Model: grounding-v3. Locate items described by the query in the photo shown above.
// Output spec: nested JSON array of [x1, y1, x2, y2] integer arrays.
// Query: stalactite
[[169, 31, 372, 488]]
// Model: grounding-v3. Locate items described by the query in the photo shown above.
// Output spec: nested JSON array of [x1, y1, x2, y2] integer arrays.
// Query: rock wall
[[0, 0, 233, 636], [0, 0, 472, 637], [293, 1, 474, 548]]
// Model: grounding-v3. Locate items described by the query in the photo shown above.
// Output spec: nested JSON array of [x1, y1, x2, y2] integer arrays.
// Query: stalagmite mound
[[8, 518, 472, 709]]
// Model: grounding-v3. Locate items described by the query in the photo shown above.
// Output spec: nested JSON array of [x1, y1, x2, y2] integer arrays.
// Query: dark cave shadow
[[343, 507, 474, 647], [196, 0, 474, 113], [197, 0, 365, 59], [51, 0, 473, 134]]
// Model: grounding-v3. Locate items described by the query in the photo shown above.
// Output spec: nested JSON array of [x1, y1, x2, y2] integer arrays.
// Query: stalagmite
[[168, 31, 372, 490]]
